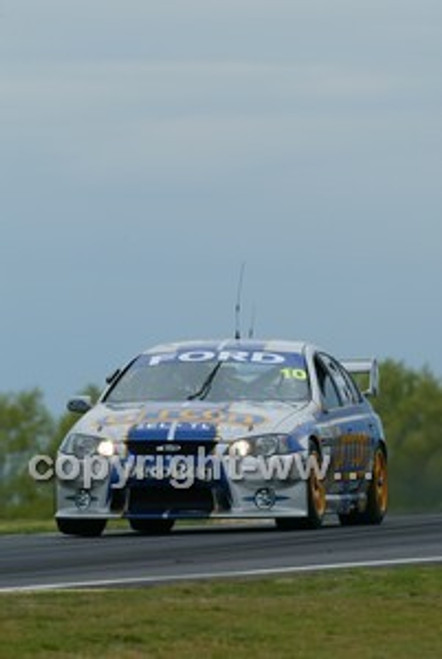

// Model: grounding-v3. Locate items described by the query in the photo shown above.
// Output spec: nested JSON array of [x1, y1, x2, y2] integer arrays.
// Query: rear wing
[[340, 358, 379, 397]]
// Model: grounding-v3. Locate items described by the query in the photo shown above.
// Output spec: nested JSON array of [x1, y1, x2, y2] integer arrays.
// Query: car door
[[318, 353, 372, 485], [311, 353, 346, 491]]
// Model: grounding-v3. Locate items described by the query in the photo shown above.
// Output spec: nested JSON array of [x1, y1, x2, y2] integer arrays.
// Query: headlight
[[230, 434, 291, 457], [60, 433, 101, 458], [97, 439, 116, 457], [230, 439, 251, 457], [255, 435, 279, 456]]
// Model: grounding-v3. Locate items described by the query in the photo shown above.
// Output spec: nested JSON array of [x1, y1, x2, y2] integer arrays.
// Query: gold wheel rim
[[311, 451, 326, 517], [374, 450, 388, 513]]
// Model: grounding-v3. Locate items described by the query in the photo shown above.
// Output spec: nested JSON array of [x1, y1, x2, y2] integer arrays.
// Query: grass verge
[[0, 519, 56, 535], [1, 566, 441, 658]]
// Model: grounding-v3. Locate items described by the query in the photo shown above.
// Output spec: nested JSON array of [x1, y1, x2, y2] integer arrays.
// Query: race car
[[55, 339, 388, 536]]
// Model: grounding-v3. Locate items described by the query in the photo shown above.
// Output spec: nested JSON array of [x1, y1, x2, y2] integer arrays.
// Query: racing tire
[[275, 443, 326, 531], [129, 519, 175, 535], [338, 445, 388, 526], [56, 518, 107, 537]]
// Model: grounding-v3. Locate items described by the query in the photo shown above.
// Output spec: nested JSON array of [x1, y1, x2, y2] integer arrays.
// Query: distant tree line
[[0, 385, 101, 520], [0, 362, 441, 520], [371, 360, 442, 511]]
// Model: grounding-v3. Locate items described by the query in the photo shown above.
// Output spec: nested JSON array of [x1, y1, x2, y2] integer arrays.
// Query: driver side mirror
[[67, 395, 92, 414]]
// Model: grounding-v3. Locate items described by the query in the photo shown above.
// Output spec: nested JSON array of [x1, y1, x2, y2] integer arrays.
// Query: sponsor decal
[[333, 433, 371, 473], [148, 350, 289, 366], [95, 407, 268, 431], [254, 488, 276, 510]]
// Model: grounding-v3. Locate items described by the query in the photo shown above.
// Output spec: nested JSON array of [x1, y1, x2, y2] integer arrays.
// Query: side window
[[320, 354, 354, 407], [314, 355, 341, 409], [337, 363, 363, 404]]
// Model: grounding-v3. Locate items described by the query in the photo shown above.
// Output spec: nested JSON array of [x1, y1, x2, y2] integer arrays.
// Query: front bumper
[[55, 453, 311, 519]]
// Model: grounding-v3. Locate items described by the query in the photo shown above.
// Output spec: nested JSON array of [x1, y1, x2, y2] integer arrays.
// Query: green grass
[[0, 519, 57, 535], [1, 567, 441, 658]]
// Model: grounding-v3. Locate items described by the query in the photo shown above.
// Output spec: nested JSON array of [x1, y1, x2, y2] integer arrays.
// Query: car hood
[[72, 399, 311, 443]]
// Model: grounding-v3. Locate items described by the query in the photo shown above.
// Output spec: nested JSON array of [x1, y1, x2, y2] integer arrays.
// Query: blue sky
[[1, 1, 441, 413]]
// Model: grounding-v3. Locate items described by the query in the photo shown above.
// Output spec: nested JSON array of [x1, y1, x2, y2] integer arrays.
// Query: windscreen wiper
[[187, 362, 222, 401]]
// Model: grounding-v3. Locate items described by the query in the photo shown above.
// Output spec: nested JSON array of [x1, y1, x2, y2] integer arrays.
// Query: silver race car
[[55, 339, 388, 536]]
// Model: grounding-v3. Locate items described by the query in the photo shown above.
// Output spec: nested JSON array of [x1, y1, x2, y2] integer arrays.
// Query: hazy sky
[[1, 1, 441, 413]]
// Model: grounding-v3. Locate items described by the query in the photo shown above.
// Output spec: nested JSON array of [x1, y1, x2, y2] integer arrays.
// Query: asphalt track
[[0, 513, 441, 592]]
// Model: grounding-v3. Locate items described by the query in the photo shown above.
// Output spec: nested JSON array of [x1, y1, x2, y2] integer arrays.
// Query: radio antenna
[[248, 303, 256, 339], [234, 262, 245, 340]]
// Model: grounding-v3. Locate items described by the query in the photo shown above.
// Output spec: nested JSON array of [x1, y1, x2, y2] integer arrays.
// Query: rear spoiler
[[340, 358, 379, 397]]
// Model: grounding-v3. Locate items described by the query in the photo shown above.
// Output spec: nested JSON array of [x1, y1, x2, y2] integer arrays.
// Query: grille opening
[[128, 482, 214, 515]]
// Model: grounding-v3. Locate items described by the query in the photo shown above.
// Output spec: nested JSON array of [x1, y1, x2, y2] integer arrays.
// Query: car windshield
[[105, 350, 311, 404]]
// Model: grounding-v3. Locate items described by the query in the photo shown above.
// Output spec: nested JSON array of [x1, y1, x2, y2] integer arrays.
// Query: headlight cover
[[60, 433, 102, 459], [229, 434, 292, 458]]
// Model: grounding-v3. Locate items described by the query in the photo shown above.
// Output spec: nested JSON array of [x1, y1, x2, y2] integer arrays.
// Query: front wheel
[[338, 445, 388, 526], [56, 518, 107, 537], [276, 444, 326, 531]]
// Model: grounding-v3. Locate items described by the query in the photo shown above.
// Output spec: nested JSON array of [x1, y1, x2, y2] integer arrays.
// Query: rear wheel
[[129, 519, 175, 534], [56, 518, 106, 537], [338, 445, 388, 526], [276, 443, 326, 531]]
